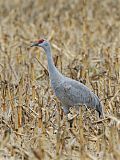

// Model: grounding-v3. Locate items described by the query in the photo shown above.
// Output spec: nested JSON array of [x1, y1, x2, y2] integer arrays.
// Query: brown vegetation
[[0, 0, 120, 159]]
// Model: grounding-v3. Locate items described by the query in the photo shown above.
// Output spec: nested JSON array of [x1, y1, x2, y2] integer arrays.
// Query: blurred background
[[0, 0, 120, 159]]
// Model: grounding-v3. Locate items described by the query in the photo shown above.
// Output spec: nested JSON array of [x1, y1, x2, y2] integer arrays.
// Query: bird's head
[[31, 39, 50, 51]]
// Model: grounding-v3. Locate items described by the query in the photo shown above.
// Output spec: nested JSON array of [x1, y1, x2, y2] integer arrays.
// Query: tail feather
[[94, 94, 104, 118], [96, 102, 104, 118]]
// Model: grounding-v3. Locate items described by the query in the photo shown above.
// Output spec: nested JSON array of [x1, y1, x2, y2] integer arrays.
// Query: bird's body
[[52, 76, 103, 116], [31, 39, 103, 117]]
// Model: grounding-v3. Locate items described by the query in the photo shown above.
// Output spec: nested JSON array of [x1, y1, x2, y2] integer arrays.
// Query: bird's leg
[[62, 106, 70, 115], [63, 106, 77, 128], [62, 106, 69, 124], [62, 106, 73, 127]]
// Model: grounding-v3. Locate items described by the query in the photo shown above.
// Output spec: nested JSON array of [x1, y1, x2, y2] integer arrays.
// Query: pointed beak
[[30, 42, 39, 47]]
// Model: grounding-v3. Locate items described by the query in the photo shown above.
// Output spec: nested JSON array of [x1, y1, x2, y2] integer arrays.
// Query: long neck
[[44, 45, 62, 80]]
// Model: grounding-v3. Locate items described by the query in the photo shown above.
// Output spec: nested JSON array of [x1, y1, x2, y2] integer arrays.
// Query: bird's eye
[[45, 43, 48, 46]]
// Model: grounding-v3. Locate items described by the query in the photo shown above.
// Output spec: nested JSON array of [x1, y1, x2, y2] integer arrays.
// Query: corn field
[[0, 0, 120, 159]]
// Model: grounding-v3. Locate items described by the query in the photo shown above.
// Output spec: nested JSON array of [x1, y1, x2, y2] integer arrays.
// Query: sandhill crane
[[31, 39, 104, 117]]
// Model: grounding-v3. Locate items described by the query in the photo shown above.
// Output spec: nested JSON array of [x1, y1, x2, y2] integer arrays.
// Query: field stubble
[[0, 0, 120, 159]]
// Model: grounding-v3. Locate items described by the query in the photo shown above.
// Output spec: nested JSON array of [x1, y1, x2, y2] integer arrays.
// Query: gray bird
[[31, 39, 104, 117]]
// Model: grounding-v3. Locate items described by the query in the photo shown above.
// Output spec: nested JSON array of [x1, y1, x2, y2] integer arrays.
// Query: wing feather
[[52, 76, 103, 116], [62, 77, 99, 108]]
